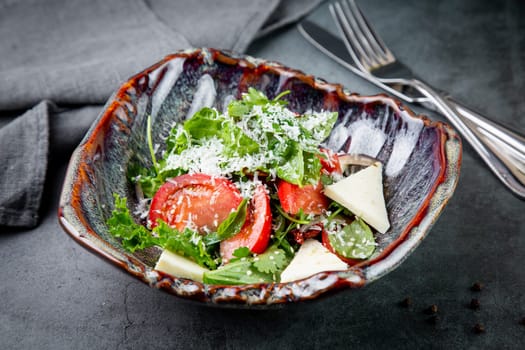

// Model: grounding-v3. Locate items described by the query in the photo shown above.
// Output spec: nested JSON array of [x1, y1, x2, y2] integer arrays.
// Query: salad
[[107, 88, 390, 285]]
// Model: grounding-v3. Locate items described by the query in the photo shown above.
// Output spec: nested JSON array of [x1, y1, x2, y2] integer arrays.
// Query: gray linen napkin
[[0, 0, 323, 227]]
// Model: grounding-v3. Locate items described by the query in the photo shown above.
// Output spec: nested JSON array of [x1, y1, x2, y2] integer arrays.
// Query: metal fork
[[330, 0, 525, 199]]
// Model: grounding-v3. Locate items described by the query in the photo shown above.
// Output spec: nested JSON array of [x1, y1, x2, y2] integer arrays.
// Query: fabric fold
[[0, 102, 50, 227], [0, 0, 324, 228]]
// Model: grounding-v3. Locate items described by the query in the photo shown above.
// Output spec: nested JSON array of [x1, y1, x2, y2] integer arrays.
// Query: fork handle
[[411, 80, 525, 199], [445, 97, 525, 154], [388, 80, 525, 155]]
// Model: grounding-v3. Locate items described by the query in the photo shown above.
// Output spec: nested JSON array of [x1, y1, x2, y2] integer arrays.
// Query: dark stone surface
[[1, 0, 525, 348]]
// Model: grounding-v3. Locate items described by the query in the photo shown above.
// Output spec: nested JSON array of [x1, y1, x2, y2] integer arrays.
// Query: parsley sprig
[[202, 245, 290, 285]]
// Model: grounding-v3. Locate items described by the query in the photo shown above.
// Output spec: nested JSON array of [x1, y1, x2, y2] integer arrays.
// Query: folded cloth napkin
[[0, 0, 323, 228]]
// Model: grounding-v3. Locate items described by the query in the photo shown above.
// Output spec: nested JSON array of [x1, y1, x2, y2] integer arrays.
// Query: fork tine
[[346, 0, 395, 64], [329, 2, 373, 71], [339, 0, 384, 68]]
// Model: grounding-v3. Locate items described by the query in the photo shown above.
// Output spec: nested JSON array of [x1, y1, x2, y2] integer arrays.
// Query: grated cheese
[[161, 99, 335, 187]]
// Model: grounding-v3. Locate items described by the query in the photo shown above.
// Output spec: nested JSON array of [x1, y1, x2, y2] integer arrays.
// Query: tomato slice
[[148, 173, 242, 233], [220, 184, 272, 262], [319, 148, 342, 175], [277, 180, 329, 215], [277, 148, 342, 216]]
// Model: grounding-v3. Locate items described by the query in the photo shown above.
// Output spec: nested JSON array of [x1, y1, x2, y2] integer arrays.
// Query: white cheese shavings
[[161, 101, 336, 195]]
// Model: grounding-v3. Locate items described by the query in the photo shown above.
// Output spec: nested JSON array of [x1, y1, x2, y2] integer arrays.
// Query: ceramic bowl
[[58, 48, 461, 306]]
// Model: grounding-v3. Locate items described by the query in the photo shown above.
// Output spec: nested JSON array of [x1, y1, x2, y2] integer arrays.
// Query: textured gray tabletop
[[2, 0, 525, 349]]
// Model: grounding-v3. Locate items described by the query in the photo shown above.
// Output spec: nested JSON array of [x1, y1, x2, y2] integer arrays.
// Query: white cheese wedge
[[154, 250, 209, 283], [324, 162, 390, 234], [280, 239, 348, 283]]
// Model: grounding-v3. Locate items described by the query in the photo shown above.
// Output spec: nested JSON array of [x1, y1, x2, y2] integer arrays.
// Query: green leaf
[[302, 151, 322, 185], [216, 198, 249, 240], [106, 194, 159, 252], [326, 218, 376, 260], [183, 107, 223, 139], [128, 163, 159, 198], [158, 222, 218, 270], [166, 124, 191, 155], [299, 111, 338, 145], [244, 87, 270, 105], [227, 88, 289, 118], [232, 247, 251, 258], [202, 232, 221, 246], [106, 194, 218, 269], [320, 173, 335, 186], [328, 201, 354, 219], [275, 205, 310, 225], [276, 141, 304, 185], [135, 175, 163, 199], [184, 107, 259, 156], [130, 165, 184, 198], [252, 245, 289, 274], [227, 100, 251, 118], [201, 244, 291, 285], [202, 259, 272, 285], [221, 123, 259, 156]]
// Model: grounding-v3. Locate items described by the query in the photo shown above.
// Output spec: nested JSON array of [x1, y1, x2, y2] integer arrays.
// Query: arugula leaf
[[221, 122, 259, 156], [276, 140, 304, 185], [127, 117, 189, 198], [228, 88, 289, 118], [128, 163, 160, 198], [129, 164, 183, 198], [275, 205, 310, 225], [271, 207, 303, 257], [216, 198, 248, 240], [320, 173, 335, 187], [298, 111, 338, 148], [328, 201, 354, 218], [244, 87, 272, 105], [227, 100, 251, 118], [202, 259, 272, 285], [302, 151, 322, 186], [184, 107, 259, 156], [166, 124, 191, 155], [183, 107, 223, 139]]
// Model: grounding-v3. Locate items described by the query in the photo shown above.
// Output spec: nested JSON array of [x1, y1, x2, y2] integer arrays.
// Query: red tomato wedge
[[220, 184, 272, 262], [276, 148, 341, 215], [319, 148, 342, 175], [277, 180, 329, 215], [148, 173, 242, 233]]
